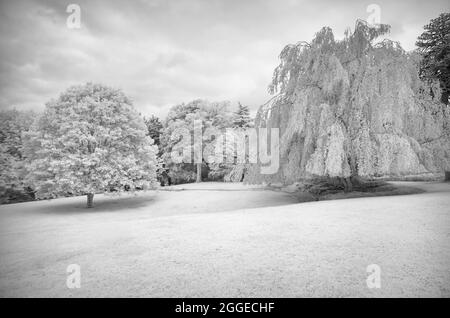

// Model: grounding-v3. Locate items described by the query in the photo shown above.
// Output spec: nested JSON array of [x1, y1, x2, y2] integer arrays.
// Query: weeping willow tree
[[269, 21, 390, 95], [245, 20, 450, 188]]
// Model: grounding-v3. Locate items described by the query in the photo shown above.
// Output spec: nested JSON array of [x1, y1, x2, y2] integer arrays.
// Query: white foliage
[[23, 83, 158, 199]]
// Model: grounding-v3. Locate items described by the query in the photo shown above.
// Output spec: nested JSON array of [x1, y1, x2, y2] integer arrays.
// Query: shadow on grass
[[290, 184, 426, 203], [37, 192, 159, 215]]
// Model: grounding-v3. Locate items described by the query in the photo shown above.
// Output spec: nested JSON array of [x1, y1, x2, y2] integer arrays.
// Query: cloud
[[0, 0, 448, 117]]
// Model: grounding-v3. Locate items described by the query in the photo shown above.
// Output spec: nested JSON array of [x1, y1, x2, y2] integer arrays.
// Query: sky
[[0, 0, 449, 117]]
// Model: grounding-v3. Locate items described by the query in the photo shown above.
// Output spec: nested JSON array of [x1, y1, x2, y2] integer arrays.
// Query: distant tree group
[[416, 13, 450, 104], [160, 99, 233, 183], [0, 109, 35, 203], [23, 83, 158, 207], [0, 84, 256, 205]]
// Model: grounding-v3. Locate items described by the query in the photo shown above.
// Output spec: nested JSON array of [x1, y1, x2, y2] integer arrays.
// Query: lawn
[[0, 182, 449, 297]]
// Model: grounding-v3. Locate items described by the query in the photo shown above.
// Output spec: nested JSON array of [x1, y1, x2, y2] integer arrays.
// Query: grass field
[[0, 182, 449, 297]]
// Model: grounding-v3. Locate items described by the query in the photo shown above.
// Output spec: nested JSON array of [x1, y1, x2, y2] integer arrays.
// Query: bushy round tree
[[23, 83, 158, 207]]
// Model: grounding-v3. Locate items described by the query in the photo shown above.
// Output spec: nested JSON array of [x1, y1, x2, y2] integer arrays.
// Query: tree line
[[0, 13, 447, 206], [0, 84, 253, 206]]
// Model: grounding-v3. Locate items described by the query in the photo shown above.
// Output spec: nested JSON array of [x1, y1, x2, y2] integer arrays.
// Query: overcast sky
[[0, 0, 448, 117]]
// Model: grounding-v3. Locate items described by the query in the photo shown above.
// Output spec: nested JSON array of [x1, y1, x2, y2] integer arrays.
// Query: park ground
[[0, 181, 449, 297]]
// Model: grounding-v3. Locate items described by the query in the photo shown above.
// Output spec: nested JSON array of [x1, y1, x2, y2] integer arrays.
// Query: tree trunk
[[440, 90, 449, 105], [196, 163, 202, 182], [342, 177, 352, 192], [87, 193, 94, 208], [445, 171, 450, 182]]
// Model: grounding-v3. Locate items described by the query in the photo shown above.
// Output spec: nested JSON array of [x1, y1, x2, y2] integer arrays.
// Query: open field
[[0, 182, 449, 297]]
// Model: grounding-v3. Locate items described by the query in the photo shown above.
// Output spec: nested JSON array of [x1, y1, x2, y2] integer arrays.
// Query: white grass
[[0, 182, 449, 297]]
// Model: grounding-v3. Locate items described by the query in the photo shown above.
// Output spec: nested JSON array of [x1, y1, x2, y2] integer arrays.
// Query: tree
[[160, 99, 232, 183], [0, 109, 35, 203], [270, 20, 391, 96], [144, 115, 173, 185], [23, 83, 158, 208], [246, 19, 450, 188], [144, 115, 163, 147], [416, 13, 450, 104], [232, 102, 253, 128]]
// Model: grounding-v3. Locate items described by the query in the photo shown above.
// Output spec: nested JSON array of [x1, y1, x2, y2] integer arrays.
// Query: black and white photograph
[[0, 0, 449, 303]]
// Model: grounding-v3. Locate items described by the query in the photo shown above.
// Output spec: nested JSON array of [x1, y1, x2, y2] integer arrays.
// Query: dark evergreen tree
[[232, 102, 253, 128], [144, 115, 163, 147], [416, 13, 450, 104]]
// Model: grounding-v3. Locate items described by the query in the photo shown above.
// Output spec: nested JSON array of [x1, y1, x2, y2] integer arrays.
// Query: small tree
[[416, 13, 450, 104], [232, 102, 253, 128], [23, 83, 158, 208], [144, 115, 163, 147]]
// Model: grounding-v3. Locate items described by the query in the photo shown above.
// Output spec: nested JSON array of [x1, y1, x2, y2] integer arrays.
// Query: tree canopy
[[160, 99, 233, 183], [144, 115, 163, 148], [246, 18, 450, 186], [23, 83, 158, 207], [269, 19, 391, 96], [232, 103, 253, 128], [416, 12, 450, 104]]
